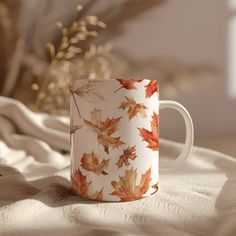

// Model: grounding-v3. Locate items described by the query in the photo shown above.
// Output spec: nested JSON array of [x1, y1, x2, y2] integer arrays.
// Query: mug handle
[[159, 100, 194, 171]]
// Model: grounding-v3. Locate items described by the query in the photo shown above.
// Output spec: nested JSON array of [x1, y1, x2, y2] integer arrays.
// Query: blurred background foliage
[[0, 0, 215, 115]]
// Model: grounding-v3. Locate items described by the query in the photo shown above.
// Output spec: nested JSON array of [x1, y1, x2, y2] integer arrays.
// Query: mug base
[[70, 184, 159, 203]]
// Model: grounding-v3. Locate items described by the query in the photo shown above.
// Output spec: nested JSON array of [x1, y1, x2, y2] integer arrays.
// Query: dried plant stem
[[34, 63, 53, 110], [3, 38, 25, 96]]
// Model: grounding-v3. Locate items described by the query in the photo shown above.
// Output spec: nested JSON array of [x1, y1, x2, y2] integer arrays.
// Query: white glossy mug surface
[[70, 79, 194, 202]]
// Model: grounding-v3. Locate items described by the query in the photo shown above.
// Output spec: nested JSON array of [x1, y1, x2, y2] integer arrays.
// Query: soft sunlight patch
[[228, 0, 236, 98]]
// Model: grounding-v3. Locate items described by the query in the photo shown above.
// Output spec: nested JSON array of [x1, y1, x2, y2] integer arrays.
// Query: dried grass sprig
[[32, 5, 108, 114], [72, 43, 114, 80], [46, 6, 106, 64]]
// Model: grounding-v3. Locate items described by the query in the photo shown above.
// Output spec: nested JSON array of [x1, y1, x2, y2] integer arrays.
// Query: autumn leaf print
[[110, 167, 152, 201], [70, 87, 82, 118], [72, 80, 104, 101], [116, 146, 137, 168], [84, 109, 124, 154], [71, 168, 91, 197], [70, 119, 82, 136], [151, 183, 159, 195], [81, 152, 110, 175], [118, 96, 147, 120], [114, 78, 143, 93], [92, 187, 104, 201], [145, 80, 158, 98], [70, 81, 104, 118], [138, 112, 159, 151]]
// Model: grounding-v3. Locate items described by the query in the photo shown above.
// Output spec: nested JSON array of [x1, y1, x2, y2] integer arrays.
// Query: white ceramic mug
[[70, 78, 194, 202]]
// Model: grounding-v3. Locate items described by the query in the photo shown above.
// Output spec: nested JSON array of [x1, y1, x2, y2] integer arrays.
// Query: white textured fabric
[[0, 96, 235, 236]]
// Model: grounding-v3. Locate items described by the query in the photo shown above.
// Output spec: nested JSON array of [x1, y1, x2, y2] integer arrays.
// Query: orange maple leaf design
[[84, 109, 124, 154], [116, 146, 137, 168], [138, 112, 159, 151], [118, 96, 147, 120], [114, 79, 143, 93], [71, 168, 91, 197], [92, 187, 104, 201], [110, 167, 152, 201], [81, 152, 110, 175], [145, 80, 159, 98]]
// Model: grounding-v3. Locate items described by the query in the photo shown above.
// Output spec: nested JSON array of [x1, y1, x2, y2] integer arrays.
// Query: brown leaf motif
[[116, 146, 137, 168], [114, 78, 143, 93], [138, 112, 159, 151], [110, 167, 152, 201], [70, 119, 82, 136], [145, 80, 158, 98], [118, 96, 147, 120], [70, 81, 104, 118], [92, 187, 104, 201], [71, 168, 91, 197], [81, 152, 110, 175], [73, 80, 104, 101], [151, 183, 159, 195], [84, 109, 124, 154]]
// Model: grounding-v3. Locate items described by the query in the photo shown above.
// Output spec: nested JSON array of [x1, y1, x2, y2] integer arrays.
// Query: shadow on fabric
[[0, 164, 105, 208]]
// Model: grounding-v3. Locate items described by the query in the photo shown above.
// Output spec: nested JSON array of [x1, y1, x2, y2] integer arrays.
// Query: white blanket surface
[[0, 96, 235, 236]]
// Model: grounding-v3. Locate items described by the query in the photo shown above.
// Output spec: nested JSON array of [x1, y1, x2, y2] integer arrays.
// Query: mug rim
[[73, 78, 158, 83]]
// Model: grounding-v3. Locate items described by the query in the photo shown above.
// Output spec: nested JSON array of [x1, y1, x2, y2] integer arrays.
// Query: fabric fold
[[0, 96, 235, 236]]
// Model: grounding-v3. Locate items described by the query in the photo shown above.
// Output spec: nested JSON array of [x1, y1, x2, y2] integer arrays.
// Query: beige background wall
[[111, 0, 236, 153]]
